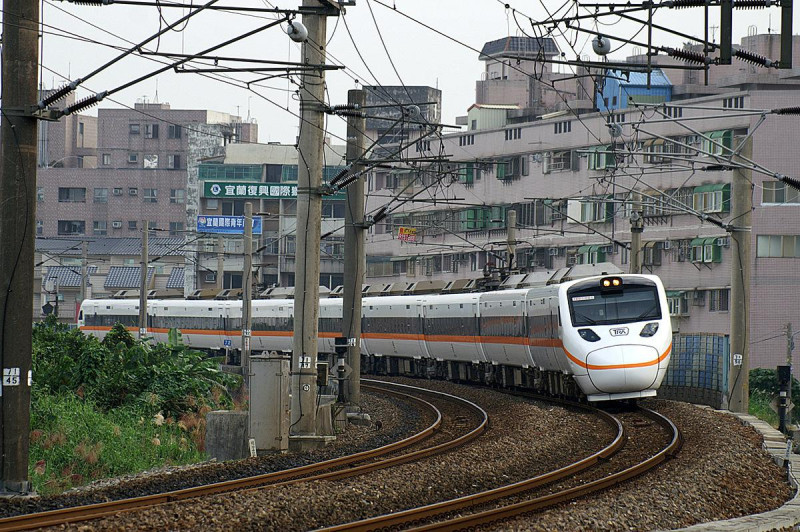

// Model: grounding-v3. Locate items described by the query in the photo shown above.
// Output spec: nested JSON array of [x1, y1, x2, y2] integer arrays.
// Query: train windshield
[[567, 282, 661, 326]]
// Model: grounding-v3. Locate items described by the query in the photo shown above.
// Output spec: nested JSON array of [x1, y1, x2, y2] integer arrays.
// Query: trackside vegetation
[[29, 317, 241, 494]]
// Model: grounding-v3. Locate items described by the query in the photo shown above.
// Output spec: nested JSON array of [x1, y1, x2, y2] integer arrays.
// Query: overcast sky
[[38, 0, 788, 144]]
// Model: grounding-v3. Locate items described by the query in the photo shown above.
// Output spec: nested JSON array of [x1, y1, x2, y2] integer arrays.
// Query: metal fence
[[659, 333, 729, 409]]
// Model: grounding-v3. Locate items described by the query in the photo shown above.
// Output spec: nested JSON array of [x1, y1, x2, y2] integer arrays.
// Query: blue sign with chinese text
[[197, 215, 262, 235]]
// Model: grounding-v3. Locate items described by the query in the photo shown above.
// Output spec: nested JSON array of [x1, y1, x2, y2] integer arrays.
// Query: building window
[[147, 221, 158, 231], [143, 188, 157, 203], [144, 124, 159, 139], [206, 198, 219, 210], [93, 220, 107, 236], [691, 237, 723, 263], [169, 222, 184, 236], [102, 153, 111, 166], [58, 187, 86, 203], [168, 154, 181, 169], [667, 293, 688, 316], [36, 220, 43, 235], [692, 184, 729, 213], [37, 187, 44, 203], [504, 128, 521, 141], [554, 120, 572, 134], [458, 134, 475, 146], [322, 202, 345, 218], [57, 220, 85, 235], [709, 289, 730, 311], [129, 124, 140, 135], [168, 124, 182, 139], [144, 154, 158, 169], [170, 189, 186, 204], [757, 235, 800, 258], [128, 153, 139, 164], [93, 188, 108, 203], [763, 181, 800, 204], [128, 220, 138, 231]]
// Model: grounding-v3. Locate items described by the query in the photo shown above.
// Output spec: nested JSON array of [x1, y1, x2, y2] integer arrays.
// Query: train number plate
[[609, 327, 629, 337]]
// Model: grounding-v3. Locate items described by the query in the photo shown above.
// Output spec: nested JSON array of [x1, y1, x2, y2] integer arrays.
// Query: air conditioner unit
[[129, 188, 138, 196], [548, 247, 559, 256], [205, 272, 217, 282], [113, 188, 123, 196], [716, 237, 730, 248], [112, 221, 123, 229], [662, 240, 671, 250]]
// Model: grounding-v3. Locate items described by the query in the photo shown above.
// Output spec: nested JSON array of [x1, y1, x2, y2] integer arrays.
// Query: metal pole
[[139, 221, 149, 339], [780, 0, 793, 68], [0, 0, 39, 493], [728, 138, 752, 413], [630, 193, 643, 274], [506, 209, 517, 272], [216, 235, 224, 291], [243, 203, 253, 434], [80, 240, 88, 306], [342, 89, 366, 405], [291, 0, 329, 440]]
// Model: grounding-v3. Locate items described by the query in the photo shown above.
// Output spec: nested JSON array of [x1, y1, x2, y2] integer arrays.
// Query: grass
[[29, 393, 208, 495], [749, 390, 780, 428]]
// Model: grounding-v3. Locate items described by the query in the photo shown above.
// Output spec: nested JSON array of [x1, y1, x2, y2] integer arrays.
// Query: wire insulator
[[773, 106, 800, 115], [335, 110, 366, 118], [663, 47, 712, 65], [734, 49, 775, 67], [39, 79, 82, 109], [331, 103, 360, 111], [329, 166, 350, 186], [778, 175, 800, 192], [372, 207, 388, 224], [702, 164, 735, 171], [665, 0, 709, 8], [63, 90, 107, 116], [336, 174, 360, 190], [66, 0, 113, 4], [733, 0, 774, 8]]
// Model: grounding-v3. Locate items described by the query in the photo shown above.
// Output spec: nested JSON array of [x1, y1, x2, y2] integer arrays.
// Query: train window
[[460, 304, 463, 309], [208, 308, 212, 311], [106, 306, 111, 309], [513, 301, 517, 306], [406, 305, 410, 310]]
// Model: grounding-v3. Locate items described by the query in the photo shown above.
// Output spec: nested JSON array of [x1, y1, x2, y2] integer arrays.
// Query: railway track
[[0, 380, 488, 531], [322, 403, 681, 531]]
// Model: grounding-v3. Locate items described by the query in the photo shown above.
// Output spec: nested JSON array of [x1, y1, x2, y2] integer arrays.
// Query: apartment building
[[36, 101, 257, 240]]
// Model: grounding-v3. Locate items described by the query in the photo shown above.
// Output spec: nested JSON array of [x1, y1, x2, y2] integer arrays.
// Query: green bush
[[29, 392, 204, 495], [749, 368, 800, 424], [32, 317, 240, 418]]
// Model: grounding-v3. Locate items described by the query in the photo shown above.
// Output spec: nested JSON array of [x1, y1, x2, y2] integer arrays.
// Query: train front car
[[559, 274, 672, 402]]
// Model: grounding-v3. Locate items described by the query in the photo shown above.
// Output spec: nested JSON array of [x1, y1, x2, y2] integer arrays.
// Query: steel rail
[[407, 406, 682, 532], [0, 381, 451, 531], [319, 400, 625, 532]]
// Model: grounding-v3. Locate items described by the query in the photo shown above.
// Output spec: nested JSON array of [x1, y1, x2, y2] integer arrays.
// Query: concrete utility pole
[[728, 138, 752, 413], [291, 0, 337, 449], [629, 192, 643, 274], [139, 221, 149, 339], [342, 88, 366, 405], [242, 203, 253, 392], [0, 0, 40, 494], [216, 235, 224, 291], [787, 322, 794, 411]]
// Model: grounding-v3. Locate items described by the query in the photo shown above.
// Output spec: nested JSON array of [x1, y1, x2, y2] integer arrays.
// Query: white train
[[79, 273, 672, 402]]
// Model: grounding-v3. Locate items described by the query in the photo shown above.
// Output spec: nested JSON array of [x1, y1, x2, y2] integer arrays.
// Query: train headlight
[[640, 322, 659, 337], [600, 277, 623, 291], [578, 328, 601, 342]]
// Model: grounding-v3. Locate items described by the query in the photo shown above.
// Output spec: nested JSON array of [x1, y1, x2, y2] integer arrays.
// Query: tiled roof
[[36, 237, 187, 257], [105, 266, 155, 289], [479, 37, 559, 60], [44, 266, 98, 288], [166, 267, 185, 289]]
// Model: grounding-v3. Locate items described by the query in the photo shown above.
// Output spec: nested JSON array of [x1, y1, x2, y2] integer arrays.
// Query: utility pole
[[0, 0, 40, 494], [342, 88, 366, 405], [139, 221, 149, 339], [506, 209, 517, 272], [728, 138, 752, 413], [629, 192, 643, 274], [787, 322, 794, 413], [242, 203, 253, 392], [216, 235, 225, 291], [80, 240, 88, 305], [291, 0, 337, 449]]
